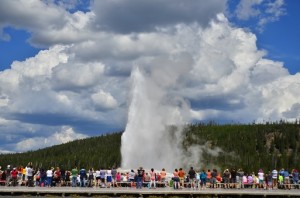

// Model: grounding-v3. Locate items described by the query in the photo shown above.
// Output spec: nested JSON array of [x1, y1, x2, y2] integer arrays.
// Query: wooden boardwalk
[[1, 187, 300, 197]]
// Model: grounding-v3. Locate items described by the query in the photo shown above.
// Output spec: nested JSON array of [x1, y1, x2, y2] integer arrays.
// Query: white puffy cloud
[[91, 90, 118, 110], [52, 61, 105, 90], [91, 0, 226, 33], [0, 0, 94, 46], [15, 126, 87, 152]]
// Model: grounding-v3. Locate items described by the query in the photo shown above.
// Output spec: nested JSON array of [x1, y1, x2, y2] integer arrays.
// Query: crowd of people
[[0, 163, 299, 190]]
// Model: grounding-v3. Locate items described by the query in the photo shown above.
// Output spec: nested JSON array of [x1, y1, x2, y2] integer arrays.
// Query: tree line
[[1, 121, 300, 172]]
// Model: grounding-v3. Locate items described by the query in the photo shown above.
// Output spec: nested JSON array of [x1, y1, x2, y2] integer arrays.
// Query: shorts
[[173, 177, 179, 182], [107, 176, 112, 182], [200, 178, 206, 185]]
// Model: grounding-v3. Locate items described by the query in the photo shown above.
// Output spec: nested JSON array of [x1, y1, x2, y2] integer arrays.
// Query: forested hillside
[[184, 121, 300, 172], [1, 122, 300, 172], [0, 132, 122, 170]]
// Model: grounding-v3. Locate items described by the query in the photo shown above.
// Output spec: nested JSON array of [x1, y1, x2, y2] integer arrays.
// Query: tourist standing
[[79, 168, 87, 187], [223, 169, 231, 189], [173, 169, 180, 189], [199, 170, 207, 190], [258, 169, 264, 189], [149, 168, 156, 189], [136, 167, 144, 189], [71, 166, 78, 187], [128, 169, 136, 188], [188, 167, 196, 189], [178, 168, 185, 188], [160, 168, 167, 187], [271, 169, 278, 189], [237, 168, 244, 189], [10, 167, 18, 187], [292, 169, 299, 189], [46, 167, 53, 187]]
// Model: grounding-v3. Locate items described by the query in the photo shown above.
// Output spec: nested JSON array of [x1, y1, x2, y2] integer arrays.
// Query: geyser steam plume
[[121, 63, 191, 171]]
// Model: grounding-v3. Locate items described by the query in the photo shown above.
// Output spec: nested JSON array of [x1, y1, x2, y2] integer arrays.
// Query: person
[[292, 169, 299, 189], [173, 169, 180, 189], [95, 168, 101, 187], [79, 168, 87, 187], [144, 173, 150, 188], [111, 167, 117, 187], [243, 174, 248, 187], [10, 168, 18, 187], [65, 170, 71, 186], [27, 165, 34, 187], [99, 168, 106, 188], [149, 168, 156, 189], [115, 172, 121, 187], [35, 168, 41, 187], [211, 169, 217, 188], [160, 168, 167, 187], [223, 169, 231, 189], [188, 167, 196, 189], [136, 167, 144, 189], [271, 169, 278, 189], [54, 167, 61, 187], [196, 170, 200, 189], [60, 166, 66, 186], [46, 167, 53, 187], [6, 165, 11, 186], [21, 166, 26, 182], [106, 167, 113, 188], [237, 168, 244, 189], [128, 169, 136, 188], [258, 169, 264, 189], [247, 174, 254, 188], [230, 168, 237, 188], [71, 166, 78, 187], [264, 171, 271, 190], [278, 173, 284, 189], [267, 171, 272, 190], [1, 169, 6, 185], [206, 169, 211, 187], [199, 170, 207, 190], [40, 169, 46, 187], [283, 168, 290, 190], [178, 168, 185, 188], [88, 168, 94, 187]]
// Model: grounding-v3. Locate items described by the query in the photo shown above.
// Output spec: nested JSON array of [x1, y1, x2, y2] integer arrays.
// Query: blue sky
[[0, 0, 300, 153]]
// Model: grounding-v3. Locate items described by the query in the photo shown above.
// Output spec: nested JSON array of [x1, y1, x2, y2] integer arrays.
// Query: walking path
[[0, 187, 299, 197]]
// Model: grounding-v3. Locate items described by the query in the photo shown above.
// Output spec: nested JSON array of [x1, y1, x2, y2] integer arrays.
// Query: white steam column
[[121, 66, 186, 171]]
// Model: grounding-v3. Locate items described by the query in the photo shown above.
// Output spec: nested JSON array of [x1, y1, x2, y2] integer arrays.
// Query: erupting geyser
[[121, 65, 190, 171]]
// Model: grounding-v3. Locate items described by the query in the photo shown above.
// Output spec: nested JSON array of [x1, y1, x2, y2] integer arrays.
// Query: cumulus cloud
[[91, 0, 226, 33], [0, 0, 94, 46], [15, 126, 87, 152], [91, 90, 118, 110]]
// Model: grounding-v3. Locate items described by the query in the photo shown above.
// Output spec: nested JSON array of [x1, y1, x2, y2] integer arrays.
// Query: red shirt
[[11, 170, 18, 178]]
